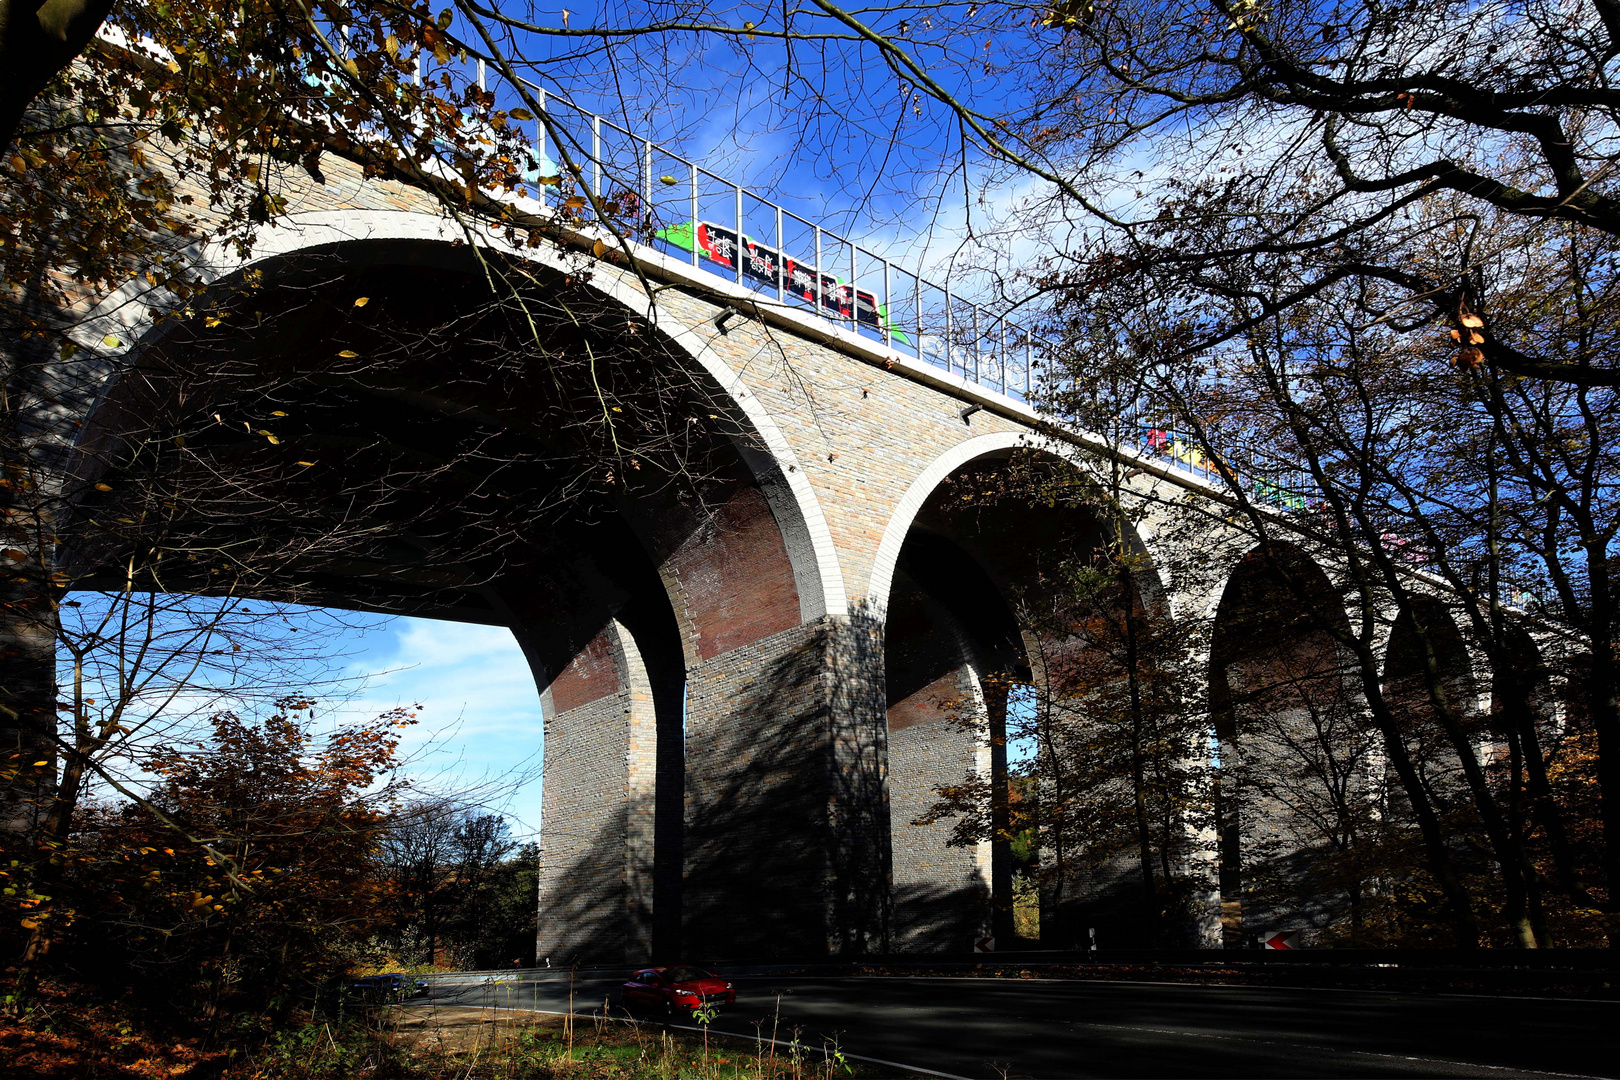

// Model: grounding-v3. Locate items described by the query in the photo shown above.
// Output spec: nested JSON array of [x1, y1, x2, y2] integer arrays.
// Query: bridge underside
[[2, 208, 1518, 963]]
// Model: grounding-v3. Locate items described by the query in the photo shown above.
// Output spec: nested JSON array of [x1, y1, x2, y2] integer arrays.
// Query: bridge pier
[[887, 660, 995, 952], [682, 613, 891, 959], [536, 620, 660, 965]]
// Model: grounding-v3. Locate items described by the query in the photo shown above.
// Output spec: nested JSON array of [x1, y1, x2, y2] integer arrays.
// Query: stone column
[[887, 662, 992, 952], [681, 611, 891, 959], [535, 619, 657, 964]]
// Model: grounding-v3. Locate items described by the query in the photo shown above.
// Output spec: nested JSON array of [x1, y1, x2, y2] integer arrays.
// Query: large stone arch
[[78, 209, 845, 625], [41, 213, 893, 964], [1382, 595, 1484, 806], [869, 433, 1191, 951], [1209, 541, 1370, 945]]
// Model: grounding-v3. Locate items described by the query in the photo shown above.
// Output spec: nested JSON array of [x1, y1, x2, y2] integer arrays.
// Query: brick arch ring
[[75, 207, 849, 622], [864, 430, 1171, 614]]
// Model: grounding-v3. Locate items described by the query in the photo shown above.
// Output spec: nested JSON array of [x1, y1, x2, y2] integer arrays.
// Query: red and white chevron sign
[[1260, 931, 1302, 950]]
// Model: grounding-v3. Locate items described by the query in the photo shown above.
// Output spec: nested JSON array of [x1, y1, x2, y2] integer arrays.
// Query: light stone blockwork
[[16, 137, 1511, 963]]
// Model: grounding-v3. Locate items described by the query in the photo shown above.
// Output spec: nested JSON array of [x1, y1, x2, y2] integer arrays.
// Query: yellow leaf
[[8, 156, 23, 173], [353, 297, 370, 307], [659, 174, 678, 185], [19, 919, 37, 930], [384, 34, 400, 57], [510, 108, 534, 120], [563, 195, 587, 210], [204, 315, 223, 328], [102, 335, 121, 348], [592, 239, 607, 258], [271, 410, 287, 417], [94, 482, 112, 492], [31, 761, 48, 767], [338, 350, 359, 358], [1460, 313, 1484, 327], [257, 430, 281, 445], [296, 461, 316, 467]]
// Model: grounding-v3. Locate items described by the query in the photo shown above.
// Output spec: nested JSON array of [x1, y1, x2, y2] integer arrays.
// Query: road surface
[[413, 971, 1617, 1078]]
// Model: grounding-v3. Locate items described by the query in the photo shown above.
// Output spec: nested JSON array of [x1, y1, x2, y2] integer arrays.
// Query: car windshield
[[661, 967, 711, 983]]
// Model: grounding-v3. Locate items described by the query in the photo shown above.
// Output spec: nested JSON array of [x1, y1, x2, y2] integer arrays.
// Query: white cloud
[[337, 618, 548, 838]]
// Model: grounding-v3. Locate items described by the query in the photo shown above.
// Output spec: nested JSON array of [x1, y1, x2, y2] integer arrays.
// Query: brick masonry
[[536, 619, 658, 964], [9, 138, 1462, 961], [888, 666, 993, 952]]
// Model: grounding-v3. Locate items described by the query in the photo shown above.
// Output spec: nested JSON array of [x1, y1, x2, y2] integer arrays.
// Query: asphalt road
[[413, 972, 1618, 1079]]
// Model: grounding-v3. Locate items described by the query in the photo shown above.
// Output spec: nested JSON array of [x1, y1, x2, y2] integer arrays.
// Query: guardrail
[[416, 59, 1320, 512], [509, 81, 1036, 402]]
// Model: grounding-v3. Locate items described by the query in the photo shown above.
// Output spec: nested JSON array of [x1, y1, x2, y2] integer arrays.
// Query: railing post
[[850, 243, 859, 331], [882, 260, 891, 348], [477, 59, 486, 92], [972, 306, 982, 383], [998, 322, 1007, 394], [1025, 337, 1033, 396], [775, 205, 785, 302], [943, 284, 953, 376], [914, 275, 923, 362], [734, 184, 744, 285], [535, 87, 547, 204], [591, 114, 602, 199], [642, 140, 653, 225], [689, 165, 699, 267], [814, 227, 823, 317]]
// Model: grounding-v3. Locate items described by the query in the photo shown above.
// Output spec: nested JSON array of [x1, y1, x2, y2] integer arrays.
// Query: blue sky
[[61, 596, 548, 842], [331, 615, 548, 840]]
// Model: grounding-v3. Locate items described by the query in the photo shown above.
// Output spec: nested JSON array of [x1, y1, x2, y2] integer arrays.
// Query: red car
[[620, 966, 735, 1016]]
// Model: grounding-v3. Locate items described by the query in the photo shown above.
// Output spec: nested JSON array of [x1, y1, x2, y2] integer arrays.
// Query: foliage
[[377, 799, 538, 970], [1, 696, 414, 1014]]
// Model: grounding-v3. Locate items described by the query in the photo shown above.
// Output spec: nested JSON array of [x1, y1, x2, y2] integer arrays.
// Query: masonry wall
[[888, 667, 992, 952], [536, 622, 656, 964], [681, 613, 890, 959]]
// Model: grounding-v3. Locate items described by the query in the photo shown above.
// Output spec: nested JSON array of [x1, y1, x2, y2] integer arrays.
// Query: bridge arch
[[55, 218, 888, 964], [1210, 540, 1372, 945], [90, 209, 846, 626], [871, 433, 1191, 951]]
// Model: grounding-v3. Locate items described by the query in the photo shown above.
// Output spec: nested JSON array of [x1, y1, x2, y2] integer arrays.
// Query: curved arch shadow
[[50, 235, 852, 964]]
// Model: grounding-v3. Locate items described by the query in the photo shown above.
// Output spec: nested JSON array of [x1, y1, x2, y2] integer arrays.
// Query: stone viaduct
[[7, 99, 1521, 965]]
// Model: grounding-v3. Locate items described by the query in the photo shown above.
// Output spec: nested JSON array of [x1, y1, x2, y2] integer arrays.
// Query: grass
[[252, 1003, 913, 1079], [0, 976, 916, 1079]]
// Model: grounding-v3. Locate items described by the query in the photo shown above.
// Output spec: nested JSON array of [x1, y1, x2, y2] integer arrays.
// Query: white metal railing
[[429, 65, 1318, 512], [504, 80, 1037, 401]]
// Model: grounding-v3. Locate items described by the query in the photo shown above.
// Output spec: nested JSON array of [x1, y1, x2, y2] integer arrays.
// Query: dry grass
[[376, 1004, 910, 1079]]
